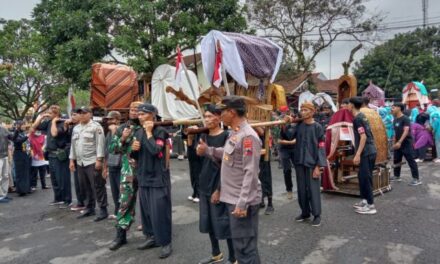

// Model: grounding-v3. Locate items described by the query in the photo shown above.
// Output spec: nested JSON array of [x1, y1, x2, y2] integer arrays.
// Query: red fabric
[[322, 109, 354, 190], [29, 132, 45, 160], [213, 44, 223, 87]]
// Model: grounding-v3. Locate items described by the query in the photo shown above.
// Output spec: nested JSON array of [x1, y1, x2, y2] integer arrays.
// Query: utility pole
[[422, 0, 428, 28]]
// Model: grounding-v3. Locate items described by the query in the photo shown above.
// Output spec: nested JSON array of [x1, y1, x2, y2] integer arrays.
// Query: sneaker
[[295, 214, 311, 222], [137, 225, 143, 231], [287, 192, 293, 200], [193, 197, 200, 203], [409, 179, 422, 186], [198, 252, 224, 264], [435, 159, 440, 163], [0, 198, 9, 203], [59, 203, 72, 209], [353, 199, 367, 210], [390, 176, 402, 182], [187, 195, 194, 201], [178, 155, 185, 160], [31, 187, 36, 191], [49, 201, 64, 206], [311, 216, 321, 227], [70, 205, 86, 211], [264, 205, 274, 215], [415, 159, 424, 163], [355, 204, 377, 215]]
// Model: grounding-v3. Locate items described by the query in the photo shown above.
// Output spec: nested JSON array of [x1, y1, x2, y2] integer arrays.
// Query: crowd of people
[[1, 94, 438, 263]]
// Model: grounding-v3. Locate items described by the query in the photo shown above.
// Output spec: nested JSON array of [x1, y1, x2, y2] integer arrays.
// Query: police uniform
[[69, 108, 106, 217], [134, 103, 172, 259], [206, 97, 262, 264]]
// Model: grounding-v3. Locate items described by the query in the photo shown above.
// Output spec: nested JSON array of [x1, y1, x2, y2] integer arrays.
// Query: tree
[[0, 19, 68, 120], [33, 0, 248, 87], [353, 27, 440, 98], [248, 0, 382, 73]]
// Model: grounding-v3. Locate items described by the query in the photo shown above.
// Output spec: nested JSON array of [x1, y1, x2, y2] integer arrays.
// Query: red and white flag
[[212, 43, 223, 88], [174, 47, 184, 88], [67, 87, 76, 117]]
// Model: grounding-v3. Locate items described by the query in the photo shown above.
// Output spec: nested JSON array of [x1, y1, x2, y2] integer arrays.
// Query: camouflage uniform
[[109, 124, 140, 230]]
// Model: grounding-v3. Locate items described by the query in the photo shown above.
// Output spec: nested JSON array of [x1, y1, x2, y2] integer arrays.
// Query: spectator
[[29, 130, 49, 190]]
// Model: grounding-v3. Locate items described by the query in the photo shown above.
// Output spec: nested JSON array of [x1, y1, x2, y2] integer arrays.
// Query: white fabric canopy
[[151, 64, 200, 120], [298, 91, 337, 112]]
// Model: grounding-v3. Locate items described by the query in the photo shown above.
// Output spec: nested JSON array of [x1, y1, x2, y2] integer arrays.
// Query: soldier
[[69, 107, 107, 220], [132, 103, 172, 259], [33, 105, 71, 207], [198, 96, 262, 264], [108, 101, 142, 251], [103, 111, 122, 219]]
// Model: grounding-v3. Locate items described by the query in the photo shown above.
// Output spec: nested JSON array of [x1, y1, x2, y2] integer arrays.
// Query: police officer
[[69, 106, 107, 221], [132, 103, 172, 259], [198, 96, 262, 264]]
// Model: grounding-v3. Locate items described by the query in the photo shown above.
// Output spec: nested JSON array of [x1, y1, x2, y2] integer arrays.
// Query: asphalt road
[[1, 159, 439, 264]]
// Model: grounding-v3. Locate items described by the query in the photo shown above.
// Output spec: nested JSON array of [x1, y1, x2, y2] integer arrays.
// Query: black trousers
[[31, 165, 47, 188], [280, 149, 294, 192], [14, 151, 31, 195], [48, 157, 71, 203], [415, 146, 428, 160], [139, 186, 172, 246], [187, 146, 202, 198], [295, 165, 321, 217], [77, 163, 107, 210], [73, 167, 85, 206], [394, 145, 419, 179], [108, 166, 121, 215], [227, 204, 260, 264], [358, 154, 376, 205], [258, 158, 273, 197]]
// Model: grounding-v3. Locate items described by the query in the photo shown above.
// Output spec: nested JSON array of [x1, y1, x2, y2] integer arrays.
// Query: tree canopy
[[353, 27, 440, 98], [0, 19, 67, 120], [248, 0, 382, 73], [32, 0, 248, 88]]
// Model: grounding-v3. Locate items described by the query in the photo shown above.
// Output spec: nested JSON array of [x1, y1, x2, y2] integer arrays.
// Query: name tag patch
[[244, 138, 253, 156]]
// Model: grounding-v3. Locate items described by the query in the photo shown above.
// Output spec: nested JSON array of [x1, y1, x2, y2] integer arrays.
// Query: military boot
[[109, 227, 127, 251]]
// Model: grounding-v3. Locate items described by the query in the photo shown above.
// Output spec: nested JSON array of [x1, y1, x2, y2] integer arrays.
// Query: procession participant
[[186, 127, 202, 203], [255, 126, 274, 215], [132, 103, 172, 259], [64, 110, 85, 211], [11, 121, 31, 196], [0, 123, 12, 202], [197, 96, 262, 264], [427, 105, 440, 162], [33, 105, 71, 206], [292, 101, 326, 227], [278, 114, 296, 200], [340, 98, 350, 110], [108, 101, 142, 251], [69, 107, 107, 220], [390, 103, 421, 186], [29, 129, 49, 190], [348, 97, 378, 215], [103, 111, 122, 219], [197, 104, 236, 264]]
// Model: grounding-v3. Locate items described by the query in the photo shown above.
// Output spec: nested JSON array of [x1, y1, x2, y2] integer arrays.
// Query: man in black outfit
[[349, 97, 378, 215], [278, 119, 296, 200], [132, 103, 172, 259], [390, 103, 421, 186], [197, 104, 236, 264]]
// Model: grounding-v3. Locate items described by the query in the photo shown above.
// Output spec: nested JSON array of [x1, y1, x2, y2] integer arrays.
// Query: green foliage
[[0, 19, 68, 120], [33, 0, 248, 87], [353, 27, 440, 98], [57, 89, 90, 114]]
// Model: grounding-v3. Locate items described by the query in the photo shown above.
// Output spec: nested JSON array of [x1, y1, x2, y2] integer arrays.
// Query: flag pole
[[177, 47, 206, 126], [216, 40, 231, 96]]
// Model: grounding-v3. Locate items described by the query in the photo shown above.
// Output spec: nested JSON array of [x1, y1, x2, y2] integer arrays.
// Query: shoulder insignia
[[243, 138, 253, 156]]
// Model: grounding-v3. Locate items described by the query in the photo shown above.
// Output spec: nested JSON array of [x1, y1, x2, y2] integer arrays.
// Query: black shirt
[[352, 112, 377, 157], [279, 124, 296, 150], [292, 122, 327, 168], [134, 126, 170, 188], [394, 115, 413, 147], [198, 131, 228, 196], [11, 130, 28, 152], [37, 120, 69, 151]]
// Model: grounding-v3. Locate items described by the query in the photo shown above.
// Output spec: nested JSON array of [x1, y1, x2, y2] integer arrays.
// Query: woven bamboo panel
[[360, 108, 388, 164], [234, 85, 271, 122]]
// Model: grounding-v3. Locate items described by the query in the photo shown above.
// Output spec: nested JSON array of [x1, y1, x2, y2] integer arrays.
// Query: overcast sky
[[1, 0, 439, 83]]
